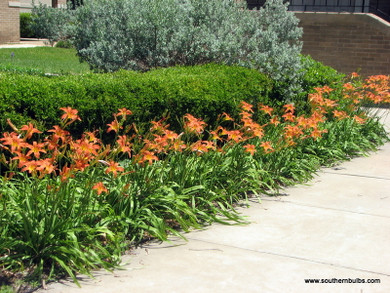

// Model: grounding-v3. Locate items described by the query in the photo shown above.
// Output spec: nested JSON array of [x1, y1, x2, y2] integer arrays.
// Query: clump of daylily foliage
[[0, 74, 389, 287]]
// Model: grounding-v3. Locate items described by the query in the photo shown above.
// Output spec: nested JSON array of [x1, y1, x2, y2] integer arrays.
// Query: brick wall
[[296, 12, 390, 76], [1, 0, 67, 44], [0, 0, 20, 44]]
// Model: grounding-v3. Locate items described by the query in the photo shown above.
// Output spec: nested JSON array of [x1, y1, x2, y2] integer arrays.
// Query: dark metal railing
[[368, 0, 390, 22], [246, 0, 390, 23], [287, 0, 369, 13]]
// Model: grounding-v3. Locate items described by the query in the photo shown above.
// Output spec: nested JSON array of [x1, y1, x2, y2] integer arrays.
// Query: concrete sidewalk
[[41, 110, 390, 293], [0, 39, 49, 48]]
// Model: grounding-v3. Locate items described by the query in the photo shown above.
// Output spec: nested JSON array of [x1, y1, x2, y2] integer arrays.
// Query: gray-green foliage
[[253, 0, 303, 96], [72, 0, 303, 95], [73, 0, 187, 71], [30, 3, 75, 46]]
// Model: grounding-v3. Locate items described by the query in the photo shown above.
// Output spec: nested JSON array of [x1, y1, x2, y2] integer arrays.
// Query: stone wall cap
[[8, 1, 21, 7]]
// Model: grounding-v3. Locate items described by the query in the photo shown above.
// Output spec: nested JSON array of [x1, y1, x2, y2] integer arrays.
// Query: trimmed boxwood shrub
[[0, 64, 272, 136], [300, 55, 345, 91]]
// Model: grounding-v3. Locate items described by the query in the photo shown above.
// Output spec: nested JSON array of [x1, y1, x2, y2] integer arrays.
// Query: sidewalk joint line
[[260, 198, 390, 219], [322, 171, 390, 181], [187, 237, 390, 277]]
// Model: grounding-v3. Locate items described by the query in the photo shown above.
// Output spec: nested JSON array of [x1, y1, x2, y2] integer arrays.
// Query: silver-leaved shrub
[[30, 3, 75, 46], [35, 0, 304, 97]]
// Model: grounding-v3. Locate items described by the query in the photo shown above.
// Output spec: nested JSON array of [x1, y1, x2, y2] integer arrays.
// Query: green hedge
[[20, 13, 37, 38], [0, 64, 272, 135], [300, 55, 345, 91]]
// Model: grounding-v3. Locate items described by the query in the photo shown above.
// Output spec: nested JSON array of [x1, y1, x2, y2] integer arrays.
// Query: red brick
[[296, 13, 390, 76], [0, 0, 20, 43]]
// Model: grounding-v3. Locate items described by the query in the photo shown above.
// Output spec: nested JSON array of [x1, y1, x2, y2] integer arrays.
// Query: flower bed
[[0, 73, 389, 287]]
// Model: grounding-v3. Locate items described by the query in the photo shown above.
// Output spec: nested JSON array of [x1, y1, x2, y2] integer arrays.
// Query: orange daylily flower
[[240, 101, 254, 113], [269, 116, 280, 126], [152, 135, 170, 153], [72, 158, 90, 172], [184, 114, 207, 135], [285, 139, 296, 147], [92, 182, 108, 195], [60, 107, 81, 122], [371, 95, 383, 104], [366, 91, 384, 104], [283, 104, 295, 113], [241, 116, 253, 127], [85, 131, 100, 144], [59, 165, 75, 182], [323, 98, 337, 108], [139, 150, 159, 165], [115, 108, 133, 119], [36, 158, 57, 175], [21, 160, 38, 174], [164, 130, 179, 141], [282, 112, 295, 122], [308, 93, 324, 106], [353, 115, 366, 124], [25, 141, 47, 159], [296, 116, 310, 129], [259, 104, 273, 116], [47, 125, 70, 143], [352, 94, 363, 105], [209, 129, 222, 141], [224, 130, 243, 143], [107, 119, 123, 133], [201, 140, 216, 151], [284, 125, 303, 139], [310, 127, 328, 140], [313, 85, 333, 95], [333, 110, 348, 120], [44, 136, 61, 153], [0, 132, 26, 153], [105, 161, 124, 176], [190, 140, 215, 154], [221, 112, 234, 121], [170, 140, 186, 152], [343, 83, 355, 91], [20, 123, 42, 139], [251, 126, 264, 139], [310, 111, 326, 124], [11, 151, 32, 168], [241, 116, 264, 139], [150, 119, 169, 133], [240, 111, 253, 120], [320, 85, 334, 94], [72, 139, 101, 157], [69, 151, 91, 171], [143, 138, 163, 153], [260, 141, 274, 153], [304, 118, 318, 129], [116, 135, 132, 156], [243, 144, 256, 155]]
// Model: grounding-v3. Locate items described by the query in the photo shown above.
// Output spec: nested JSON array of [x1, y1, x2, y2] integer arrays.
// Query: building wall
[[0, 0, 20, 44], [296, 12, 390, 76], [20, 0, 51, 12], [20, 0, 67, 13], [0, 0, 68, 44]]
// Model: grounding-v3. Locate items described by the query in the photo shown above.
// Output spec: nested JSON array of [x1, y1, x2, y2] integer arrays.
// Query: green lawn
[[0, 47, 91, 74]]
